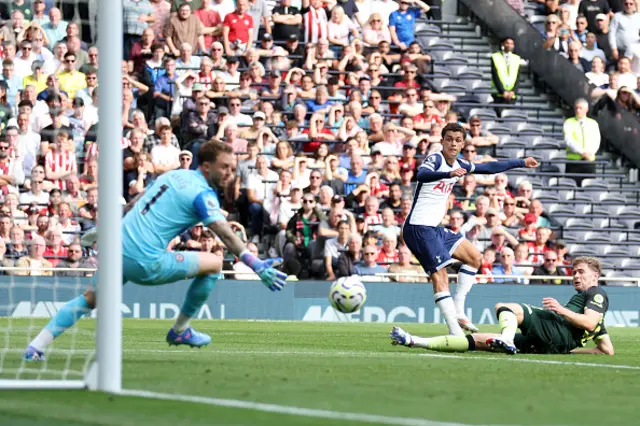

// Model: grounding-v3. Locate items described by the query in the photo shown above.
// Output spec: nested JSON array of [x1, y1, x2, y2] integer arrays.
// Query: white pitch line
[[415, 352, 640, 370], [9, 347, 637, 371], [119, 388, 503, 426]]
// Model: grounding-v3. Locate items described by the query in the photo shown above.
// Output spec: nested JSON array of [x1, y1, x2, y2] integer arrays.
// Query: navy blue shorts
[[402, 224, 465, 274]]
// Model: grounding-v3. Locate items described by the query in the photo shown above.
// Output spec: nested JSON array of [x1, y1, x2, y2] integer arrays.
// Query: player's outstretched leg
[[390, 326, 476, 352], [24, 291, 95, 361], [451, 240, 483, 333], [166, 273, 221, 348]]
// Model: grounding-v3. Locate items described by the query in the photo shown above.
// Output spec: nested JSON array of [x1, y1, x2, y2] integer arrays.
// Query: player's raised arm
[[208, 219, 287, 291], [469, 157, 538, 175]]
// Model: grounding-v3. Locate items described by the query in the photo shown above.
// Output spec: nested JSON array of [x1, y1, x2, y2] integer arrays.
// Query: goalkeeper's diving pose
[[391, 257, 614, 356], [24, 141, 287, 360]]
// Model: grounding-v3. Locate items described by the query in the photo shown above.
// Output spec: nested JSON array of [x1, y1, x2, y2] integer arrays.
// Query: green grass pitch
[[1, 319, 640, 426]]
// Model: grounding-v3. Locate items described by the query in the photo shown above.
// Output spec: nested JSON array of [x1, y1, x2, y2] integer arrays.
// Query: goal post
[[96, 0, 124, 393], [0, 0, 123, 392]]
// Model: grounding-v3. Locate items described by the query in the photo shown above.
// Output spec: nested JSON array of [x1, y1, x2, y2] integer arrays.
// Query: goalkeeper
[[391, 257, 614, 356], [24, 141, 287, 361]]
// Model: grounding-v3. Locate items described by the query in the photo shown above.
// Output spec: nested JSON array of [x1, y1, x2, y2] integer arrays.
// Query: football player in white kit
[[402, 123, 538, 336]]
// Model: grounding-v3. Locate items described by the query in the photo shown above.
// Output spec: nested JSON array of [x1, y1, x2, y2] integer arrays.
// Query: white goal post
[[0, 0, 123, 392]]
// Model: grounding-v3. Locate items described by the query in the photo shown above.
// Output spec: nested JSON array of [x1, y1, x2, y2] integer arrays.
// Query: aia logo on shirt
[[231, 19, 237, 24], [433, 181, 454, 194]]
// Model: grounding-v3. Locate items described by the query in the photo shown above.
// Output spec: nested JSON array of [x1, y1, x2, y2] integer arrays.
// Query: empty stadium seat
[[581, 178, 610, 189], [548, 177, 578, 188]]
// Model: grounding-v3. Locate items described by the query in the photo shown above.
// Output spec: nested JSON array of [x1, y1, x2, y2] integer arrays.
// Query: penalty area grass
[[1, 320, 640, 426]]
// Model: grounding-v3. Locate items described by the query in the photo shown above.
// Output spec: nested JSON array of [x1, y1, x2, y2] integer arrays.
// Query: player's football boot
[[390, 326, 414, 347], [457, 316, 480, 333], [166, 327, 212, 348], [23, 346, 46, 361], [486, 337, 517, 355]]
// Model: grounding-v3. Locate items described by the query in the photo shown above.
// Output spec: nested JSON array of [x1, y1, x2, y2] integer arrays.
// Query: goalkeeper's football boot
[[486, 337, 517, 355], [166, 327, 211, 348], [390, 326, 414, 347], [23, 346, 46, 361], [457, 316, 480, 333]]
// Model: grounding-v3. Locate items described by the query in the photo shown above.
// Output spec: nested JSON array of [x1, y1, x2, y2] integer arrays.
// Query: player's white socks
[[173, 313, 191, 334], [435, 291, 464, 336], [412, 335, 473, 352], [29, 329, 54, 352], [497, 307, 517, 342], [454, 265, 477, 317]]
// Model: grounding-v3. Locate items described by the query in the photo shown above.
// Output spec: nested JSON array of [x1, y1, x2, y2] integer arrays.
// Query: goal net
[[0, 267, 96, 389]]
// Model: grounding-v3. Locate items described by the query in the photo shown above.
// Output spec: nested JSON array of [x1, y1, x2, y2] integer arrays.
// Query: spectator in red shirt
[[301, 112, 334, 152], [413, 100, 443, 131], [527, 226, 552, 265], [362, 195, 382, 231], [43, 228, 68, 267], [195, 0, 223, 50], [479, 247, 496, 283], [377, 233, 399, 264], [222, 0, 254, 56], [399, 140, 417, 170], [393, 64, 420, 89], [518, 212, 538, 242]]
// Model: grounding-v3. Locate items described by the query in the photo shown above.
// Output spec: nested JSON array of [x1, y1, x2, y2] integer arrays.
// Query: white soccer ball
[[329, 276, 367, 314]]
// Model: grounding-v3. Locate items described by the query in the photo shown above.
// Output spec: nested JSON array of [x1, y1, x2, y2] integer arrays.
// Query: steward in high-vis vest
[[563, 98, 601, 185], [491, 37, 520, 106]]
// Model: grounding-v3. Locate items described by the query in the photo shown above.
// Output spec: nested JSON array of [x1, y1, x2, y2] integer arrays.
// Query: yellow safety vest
[[564, 117, 598, 160], [491, 52, 520, 95]]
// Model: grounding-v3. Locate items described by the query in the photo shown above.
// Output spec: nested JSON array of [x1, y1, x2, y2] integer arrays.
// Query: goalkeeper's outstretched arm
[[208, 220, 287, 291]]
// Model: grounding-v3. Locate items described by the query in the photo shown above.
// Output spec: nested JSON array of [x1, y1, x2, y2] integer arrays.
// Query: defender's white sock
[[454, 265, 477, 317], [435, 291, 464, 336]]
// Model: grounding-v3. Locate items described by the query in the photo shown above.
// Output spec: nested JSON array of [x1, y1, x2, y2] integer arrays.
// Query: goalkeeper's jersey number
[[141, 184, 169, 215]]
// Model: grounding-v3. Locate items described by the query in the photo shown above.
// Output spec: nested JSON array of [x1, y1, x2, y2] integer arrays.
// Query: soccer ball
[[329, 276, 367, 313]]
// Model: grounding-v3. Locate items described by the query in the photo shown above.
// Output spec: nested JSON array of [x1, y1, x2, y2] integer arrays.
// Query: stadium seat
[[532, 137, 562, 149], [500, 110, 529, 121], [565, 218, 594, 228], [584, 232, 612, 244], [426, 39, 457, 51], [603, 245, 631, 257], [620, 259, 640, 270], [516, 123, 545, 135], [581, 179, 610, 190], [548, 177, 578, 188], [598, 193, 627, 205], [486, 122, 513, 135], [467, 108, 496, 120]]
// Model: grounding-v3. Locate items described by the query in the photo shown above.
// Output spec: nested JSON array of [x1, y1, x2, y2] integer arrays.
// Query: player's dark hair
[[441, 123, 466, 139], [572, 256, 602, 276], [197, 140, 233, 166]]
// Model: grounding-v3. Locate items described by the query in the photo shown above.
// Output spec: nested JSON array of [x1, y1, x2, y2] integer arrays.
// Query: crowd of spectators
[[0, 0, 572, 284], [514, 0, 640, 115]]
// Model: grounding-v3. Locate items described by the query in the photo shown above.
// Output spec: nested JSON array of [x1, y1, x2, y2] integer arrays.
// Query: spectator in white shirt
[[19, 176, 49, 206], [617, 56, 638, 88], [585, 56, 610, 87], [150, 125, 180, 174]]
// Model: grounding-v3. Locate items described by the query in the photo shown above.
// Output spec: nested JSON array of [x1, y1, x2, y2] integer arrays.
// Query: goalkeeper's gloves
[[240, 250, 287, 291]]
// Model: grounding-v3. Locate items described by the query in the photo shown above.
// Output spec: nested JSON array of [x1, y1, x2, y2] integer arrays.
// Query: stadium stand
[[0, 0, 637, 283]]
